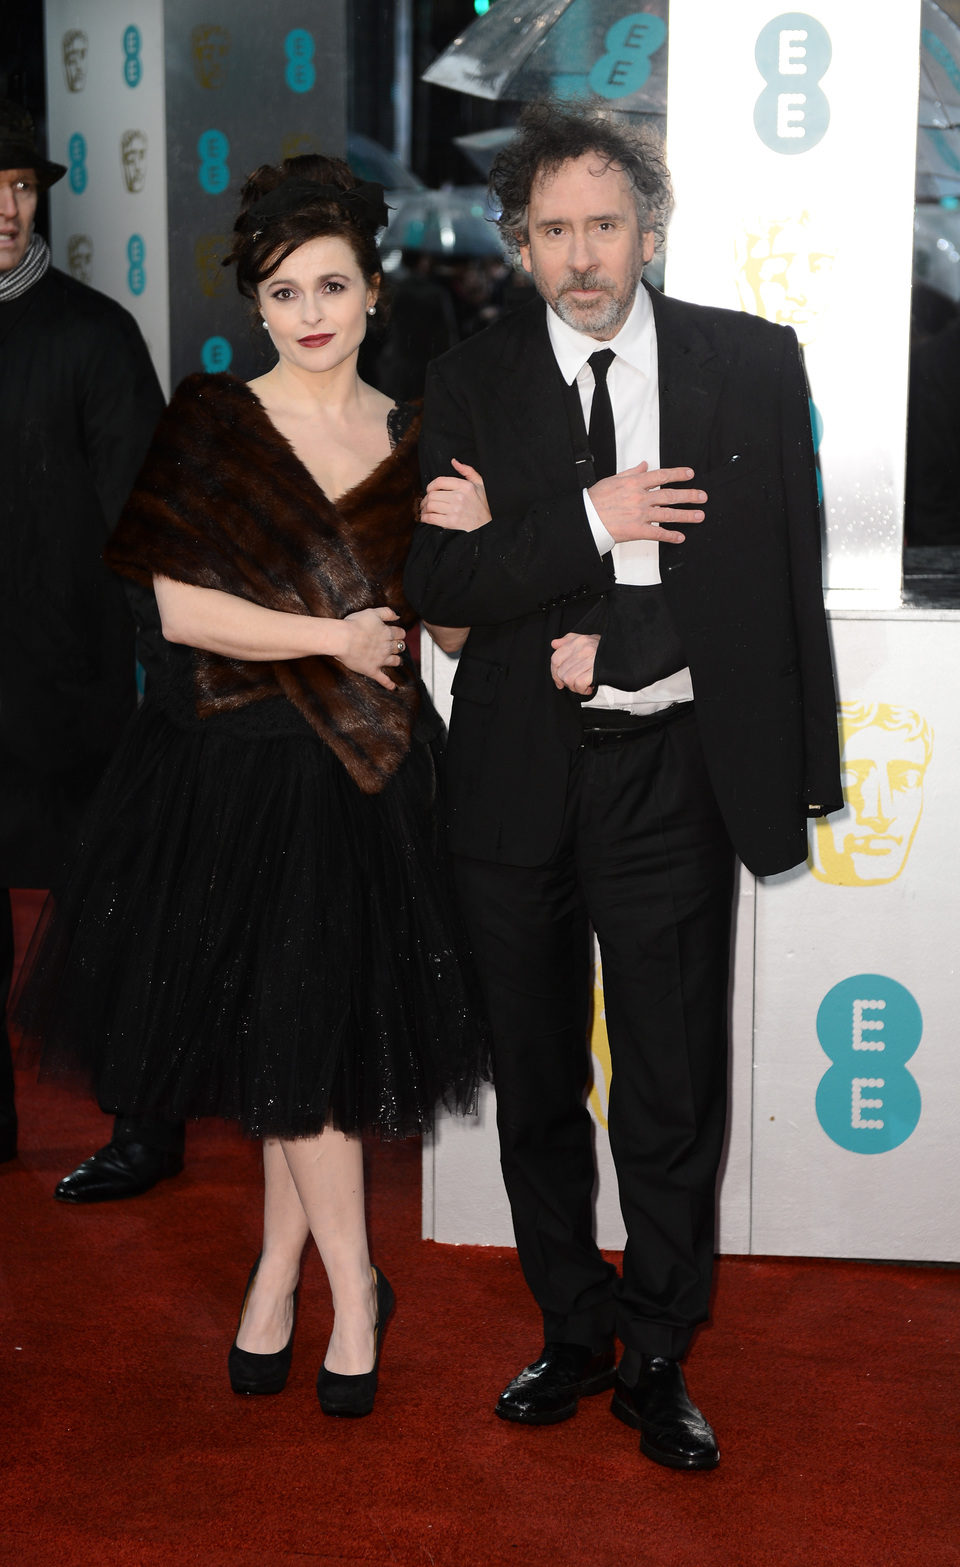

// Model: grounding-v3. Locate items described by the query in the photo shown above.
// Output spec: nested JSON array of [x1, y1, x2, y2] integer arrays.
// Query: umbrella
[[917, 0, 960, 199], [346, 131, 425, 194], [423, 0, 668, 116], [453, 127, 517, 179], [381, 186, 504, 258]]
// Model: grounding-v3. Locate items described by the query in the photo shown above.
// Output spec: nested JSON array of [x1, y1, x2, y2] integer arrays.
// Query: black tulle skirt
[[15, 699, 488, 1139]]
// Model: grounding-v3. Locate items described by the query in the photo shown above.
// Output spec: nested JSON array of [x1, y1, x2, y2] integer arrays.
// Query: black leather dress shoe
[[496, 1341, 617, 1425], [611, 1359, 719, 1470], [54, 1140, 184, 1203]]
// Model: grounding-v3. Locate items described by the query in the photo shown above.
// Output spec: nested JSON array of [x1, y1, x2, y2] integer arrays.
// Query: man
[[405, 102, 841, 1471], [0, 101, 178, 1199]]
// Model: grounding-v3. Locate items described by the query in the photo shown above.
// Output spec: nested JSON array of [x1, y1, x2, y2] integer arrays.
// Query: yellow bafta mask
[[736, 212, 835, 346], [280, 132, 321, 162], [191, 25, 230, 89], [62, 30, 88, 93], [588, 956, 612, 1131], [809, 703, 933, 887], [194, 234, 230, 298]]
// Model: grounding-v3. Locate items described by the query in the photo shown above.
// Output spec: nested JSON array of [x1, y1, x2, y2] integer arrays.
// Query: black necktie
[[587, 348, 617, 481]]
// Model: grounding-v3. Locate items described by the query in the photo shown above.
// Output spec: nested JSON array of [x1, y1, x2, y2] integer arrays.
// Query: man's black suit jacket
[[404, 284, 842, 877]]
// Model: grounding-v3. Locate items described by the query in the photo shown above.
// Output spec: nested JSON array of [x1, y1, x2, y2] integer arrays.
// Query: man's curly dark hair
[[490, 100, 673, 267]]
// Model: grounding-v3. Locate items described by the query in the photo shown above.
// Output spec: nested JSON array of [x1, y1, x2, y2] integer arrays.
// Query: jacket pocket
[[700, 452, 754, 489], [451, 656, 503, 706]]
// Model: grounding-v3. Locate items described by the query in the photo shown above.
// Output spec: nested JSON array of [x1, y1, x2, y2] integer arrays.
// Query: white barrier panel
[[665, 1, 921, 608], [422, 606, 960, 1265], [752, 611, 960, 1262]]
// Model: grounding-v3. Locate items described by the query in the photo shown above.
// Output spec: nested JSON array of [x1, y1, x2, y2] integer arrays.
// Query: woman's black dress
[[15, 395, 486, 1140]]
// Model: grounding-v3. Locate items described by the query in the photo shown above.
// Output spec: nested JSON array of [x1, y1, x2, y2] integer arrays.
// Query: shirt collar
[[545, 281, 655, 385]]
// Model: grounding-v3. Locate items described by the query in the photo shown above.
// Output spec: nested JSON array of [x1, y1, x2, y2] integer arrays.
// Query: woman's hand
[[338, 607, 406, 690], [420, 460, 491, 533], [550, 632, 600, 695]]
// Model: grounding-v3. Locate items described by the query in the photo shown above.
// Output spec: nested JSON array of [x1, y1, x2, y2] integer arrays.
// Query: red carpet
[[3, 892, 959, 1566]]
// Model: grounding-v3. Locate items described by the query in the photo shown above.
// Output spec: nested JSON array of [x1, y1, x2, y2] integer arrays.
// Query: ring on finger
[[396, 640, 405, 653]]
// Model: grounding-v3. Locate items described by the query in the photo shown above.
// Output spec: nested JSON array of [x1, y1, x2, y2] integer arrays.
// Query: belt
[[581, 701, 692, 747]]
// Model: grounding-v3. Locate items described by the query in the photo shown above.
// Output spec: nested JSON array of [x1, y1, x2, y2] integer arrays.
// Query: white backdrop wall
[[43, 0, 347, 394], [666, 0, 922, 608], [45, 0, 171, 387]]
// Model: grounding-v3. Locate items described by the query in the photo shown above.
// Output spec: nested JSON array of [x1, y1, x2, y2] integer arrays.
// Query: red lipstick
[[298, 333, 334, 347]]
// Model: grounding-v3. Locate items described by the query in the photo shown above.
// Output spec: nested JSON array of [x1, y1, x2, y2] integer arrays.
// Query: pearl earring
[[262, 319, 269, 330], [367, 305, 376, 316]]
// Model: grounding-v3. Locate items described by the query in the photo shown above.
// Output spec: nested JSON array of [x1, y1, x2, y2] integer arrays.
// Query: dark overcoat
[[404, 284, 843, 877], [0, 267, 164, 886]]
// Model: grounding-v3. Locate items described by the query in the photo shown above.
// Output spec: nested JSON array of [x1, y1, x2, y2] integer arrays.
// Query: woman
[[16, 156, 485, 1417]]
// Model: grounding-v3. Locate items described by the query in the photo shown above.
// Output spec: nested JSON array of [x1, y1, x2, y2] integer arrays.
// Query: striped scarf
[[0, 234, 50, 302]]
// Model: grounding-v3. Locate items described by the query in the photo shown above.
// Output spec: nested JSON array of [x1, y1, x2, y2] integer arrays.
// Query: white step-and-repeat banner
[[423, 0, 960, 1264], [44, 0, 347, 393], [666, 0, 920, 609], [45, 0, 170, 387]]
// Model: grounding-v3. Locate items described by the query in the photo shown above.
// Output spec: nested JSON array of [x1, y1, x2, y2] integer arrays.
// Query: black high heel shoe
[[316, 1265, 395, 1418], [228, 1256, 299, 1396]]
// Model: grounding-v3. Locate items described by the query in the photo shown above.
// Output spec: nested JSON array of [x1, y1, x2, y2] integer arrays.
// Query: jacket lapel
[[489, 298, 584, 487], [493, 288, 725, 481], [647, 281, 723, 473]]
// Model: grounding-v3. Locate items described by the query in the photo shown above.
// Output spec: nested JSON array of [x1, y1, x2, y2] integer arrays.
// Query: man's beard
[[544, 266, 641, 337]]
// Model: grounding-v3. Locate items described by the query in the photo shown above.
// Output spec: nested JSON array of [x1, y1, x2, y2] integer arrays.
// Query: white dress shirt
[[545, 288, 694, 714]]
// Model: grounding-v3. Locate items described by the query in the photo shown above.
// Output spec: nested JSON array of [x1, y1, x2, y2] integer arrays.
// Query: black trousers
[[2, 888, 184, 1159], [1, 893, 16, 1141], [453, 704, 736, 1360]]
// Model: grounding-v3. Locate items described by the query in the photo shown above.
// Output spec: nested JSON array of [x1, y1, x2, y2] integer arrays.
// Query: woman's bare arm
[[154, 576, 405, 690]]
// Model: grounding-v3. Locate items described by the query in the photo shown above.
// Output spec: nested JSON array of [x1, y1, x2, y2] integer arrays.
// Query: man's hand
[[420, 460, 492, 533], [550, 632, 600, 694], [589, 462, 706, 545]]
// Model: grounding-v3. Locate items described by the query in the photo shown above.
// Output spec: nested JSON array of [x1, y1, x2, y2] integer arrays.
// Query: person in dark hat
[[0, 100, 171, 1195]]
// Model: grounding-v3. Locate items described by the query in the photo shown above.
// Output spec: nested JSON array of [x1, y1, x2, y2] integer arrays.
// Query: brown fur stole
[[105, 373, 421, 794]]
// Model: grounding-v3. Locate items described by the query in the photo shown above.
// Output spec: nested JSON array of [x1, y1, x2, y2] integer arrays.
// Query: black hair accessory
[[239, 178, 389, 235]]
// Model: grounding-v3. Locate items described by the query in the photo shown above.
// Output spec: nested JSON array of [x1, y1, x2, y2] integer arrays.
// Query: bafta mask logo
[[736, 212, 835, 346], [588, 956, 612, 1131], [66, 234, 93, 284], [63, 29, 88, 93], [809, 703, 934, 887], [280, 132, 321, 162], [120, 130, 148, 193], [191, 24, 230, 89], [194, 234, 230, 298]]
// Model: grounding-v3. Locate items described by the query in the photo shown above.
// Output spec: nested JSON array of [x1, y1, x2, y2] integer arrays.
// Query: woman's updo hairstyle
[[224, 153, 388, 305]]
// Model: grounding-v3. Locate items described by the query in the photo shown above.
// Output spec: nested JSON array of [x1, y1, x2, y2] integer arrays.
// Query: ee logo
[[123, 24, 142, 87], [815, 975, 922, 1154], [127, 232, 145, 295], [754, 12, 831, 154], [198, 129, 230, 194], [201, 335, 232, 372], [285, 29, 316, 93], [809, 397, 823, 503], [68, 132, 87, 194], [588, 12, 666, 100]]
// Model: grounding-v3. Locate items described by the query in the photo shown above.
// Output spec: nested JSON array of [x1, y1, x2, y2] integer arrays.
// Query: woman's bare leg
[[234, 1136, 308, 1353], [281, 1128, 378, 1375]]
